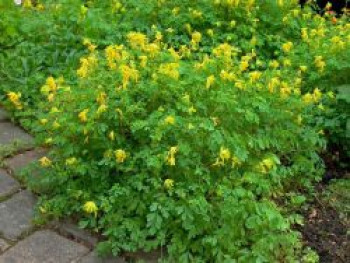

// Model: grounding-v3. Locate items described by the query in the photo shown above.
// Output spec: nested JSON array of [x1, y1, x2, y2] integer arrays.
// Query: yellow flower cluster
[[166, 146, 178, 166], [119, 64, 139, 89], [105, 45, 125, 70], [302, 88, 323, 104], [314, 56, 326, 72], [77, 54, 98, 78], [7, 92, 22, 110], [83, 38, 97, 52], [164, 179, 174, 190], [78, 109, 89, 123], [158, 63, 180, 80], [257, 157, 276, 174], [39, 156, 52, 167], [83, 201, 98, 217], [127, 32, 147, 49], [115, 149, 127, 163]]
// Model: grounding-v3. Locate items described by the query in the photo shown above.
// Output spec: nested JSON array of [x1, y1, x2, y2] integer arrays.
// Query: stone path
[[0, 108, 141, 263]]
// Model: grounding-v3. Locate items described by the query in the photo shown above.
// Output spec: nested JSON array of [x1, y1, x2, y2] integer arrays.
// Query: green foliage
[[1, 0, 349, 261], [24, 33, 325, 261]]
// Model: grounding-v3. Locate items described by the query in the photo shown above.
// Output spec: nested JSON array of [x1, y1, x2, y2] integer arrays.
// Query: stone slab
[[0, 239, 10, 254], [5, 148, 47, 176], [0, 169, 20, 199], [0, 230, 89, 263], [0, 109, 9, 122], [78, 251, 126, 263], [0, 122, 34, 148], [0, 190, 36, 241], [57, 221, 98, 248]]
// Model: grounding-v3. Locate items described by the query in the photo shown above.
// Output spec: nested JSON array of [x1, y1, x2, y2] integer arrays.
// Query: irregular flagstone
[[0, 169, 20, 199], [0, 239, 10, 254], [0, 230, 89, 263], [0, 122, 34, 148], [0, 109, 9, 122], [4, 148, 47, 177], [78, 251, 126, 263], [0, 190, 36, 241], [56, 221, 98, 248]]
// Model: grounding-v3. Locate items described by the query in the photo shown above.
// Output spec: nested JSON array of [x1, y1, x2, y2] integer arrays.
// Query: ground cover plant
[[1, 0, 349, 262]]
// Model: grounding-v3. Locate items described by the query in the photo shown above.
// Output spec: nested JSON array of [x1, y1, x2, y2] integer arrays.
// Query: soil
[[299, 148, 350, 263], [300, 192, 349, 263]]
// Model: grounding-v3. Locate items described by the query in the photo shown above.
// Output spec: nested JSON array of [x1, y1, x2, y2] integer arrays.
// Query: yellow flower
[[314, 56, 326, 72], [119, 64, 139, 89], [40, 119, 48, 125], [313, 88, 322, 102], [115, 149, 127, 163], [7, 92, 22, 110], [303, 93, 314, 104], [301, 28, 308, 41], [297, 115, 303, 125], [127, 32, 147, 49], [232, 156, 242, 168], [269, 60, 280, 69], [46, 77, 57, 92], [45, 137, 53, 145], [164, 179, 174, 190], [300, 65, 308, 73], [166, 146, 178, 166], [78, 109, 89, 123], [96, 92, 107, 105], [249, 71, 262, 82], [207, 29, 214, 37], [97, 104, 108, 115], [164, 115, 175, 125], [172, 7, 180, 16], [206, 75, 215, 89], [258, 157, 275, 173], [188, 106, 197, 114], [191, 31, 202, 44], [83, 201, 98, 217], [39, 157, 52, 167], [219, 147, 231, 163], [158, 63, 180, 80], [139, 55, 148, 68], [47, 94, 55, 102], [240, 60, 249, 72], [52, 120, 60, 129], [23, 0, 32, 8], [65, 157, 77, 166], [282, 42, 293, 53], [108, 131, 115, 141]]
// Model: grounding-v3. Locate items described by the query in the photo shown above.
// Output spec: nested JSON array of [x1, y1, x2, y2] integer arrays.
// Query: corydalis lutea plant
[[26, 32, 325, 261]]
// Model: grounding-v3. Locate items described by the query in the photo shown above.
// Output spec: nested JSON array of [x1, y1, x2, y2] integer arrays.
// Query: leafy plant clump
[[25, 33, 327, 261], [1, 0, 349, 261]]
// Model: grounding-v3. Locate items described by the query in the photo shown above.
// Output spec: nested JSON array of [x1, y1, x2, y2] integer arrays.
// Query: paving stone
[[5, 148, 47, 176], [0, 190, 36, 241], [78, 251, 125, 263], [57, 221, 98, 248], [0, 230, 89, 263], [0, 109, 9, 122], [0, 239, 10, 253], [0, 122, 34, 148], [0, 169, 20, 199]]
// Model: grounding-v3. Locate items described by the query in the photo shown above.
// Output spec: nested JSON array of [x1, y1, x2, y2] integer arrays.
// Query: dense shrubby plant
[[23, 33, 327, 261], [1, 0, 349, 261]]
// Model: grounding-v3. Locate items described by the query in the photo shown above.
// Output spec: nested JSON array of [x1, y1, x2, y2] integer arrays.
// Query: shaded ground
[[300, 150, 350, 263], [301, 192, 349, 262]]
